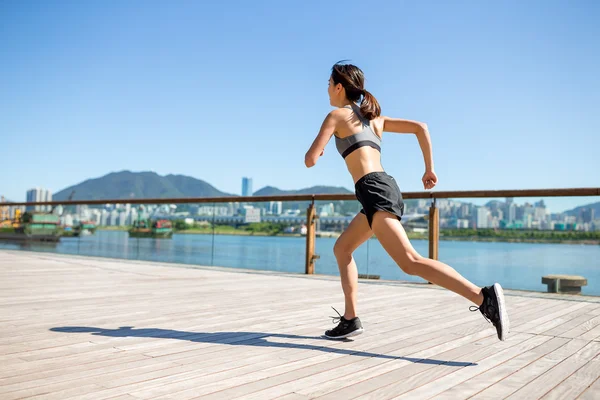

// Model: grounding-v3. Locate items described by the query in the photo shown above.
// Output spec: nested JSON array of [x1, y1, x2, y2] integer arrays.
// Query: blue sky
[[1, 0, 598, 212]]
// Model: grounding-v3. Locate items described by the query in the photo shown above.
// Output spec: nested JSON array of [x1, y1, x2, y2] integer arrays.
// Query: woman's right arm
[[382, 116, 434, 172]]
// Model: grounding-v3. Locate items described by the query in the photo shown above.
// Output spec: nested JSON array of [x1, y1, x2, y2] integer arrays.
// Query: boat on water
[[128, 219, 173, 239], [72, 221, 97, 237], [0, 211, 61, 243]]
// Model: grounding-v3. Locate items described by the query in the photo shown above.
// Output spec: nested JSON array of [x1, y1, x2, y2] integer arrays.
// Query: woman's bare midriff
[[344, 147, 385, 184]]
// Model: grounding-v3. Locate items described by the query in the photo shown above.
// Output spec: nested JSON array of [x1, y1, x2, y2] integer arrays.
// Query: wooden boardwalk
[[1, 250, 600, 400]]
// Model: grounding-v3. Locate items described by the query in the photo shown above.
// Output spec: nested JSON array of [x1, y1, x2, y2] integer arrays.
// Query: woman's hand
[[422, 170, 438, 190]]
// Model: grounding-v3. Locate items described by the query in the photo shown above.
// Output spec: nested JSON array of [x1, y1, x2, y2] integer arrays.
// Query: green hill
[[53, 171, 233, 201]]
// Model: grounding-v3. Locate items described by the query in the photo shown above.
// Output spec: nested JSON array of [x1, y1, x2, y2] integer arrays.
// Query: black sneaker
[[471, 283, 510, 341], [323, 307, 364, 340]]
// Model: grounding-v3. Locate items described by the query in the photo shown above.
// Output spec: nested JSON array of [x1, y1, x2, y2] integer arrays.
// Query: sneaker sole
[[323, 327, 364, 340], [493, 283, 510, 341]]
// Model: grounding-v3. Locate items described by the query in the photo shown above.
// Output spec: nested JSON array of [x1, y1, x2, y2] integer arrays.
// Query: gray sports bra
[[334, 104, 381, 159]]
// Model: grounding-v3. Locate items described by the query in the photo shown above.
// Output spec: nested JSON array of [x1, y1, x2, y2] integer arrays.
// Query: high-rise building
[[458, 203, 470, 219], [109, 210, 119, 226], [269, 201, 283, 215], [127, 209, 138, 225], [100, 210, 109, 226], [118, 211, 128, 226], [535, 206, 547, 222], [26, 188, 52, 212], [241, 177, 253, 197], [508, 203, 516, 223], [456, 219, 470, 229], [318, 203, 335, 217], [581, 208, 595, 223], [515, 205, 525, 221], [476, 207, 490, 228]]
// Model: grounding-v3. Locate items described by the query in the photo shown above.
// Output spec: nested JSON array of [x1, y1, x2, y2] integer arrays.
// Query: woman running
[[305, 62, 509, 341]]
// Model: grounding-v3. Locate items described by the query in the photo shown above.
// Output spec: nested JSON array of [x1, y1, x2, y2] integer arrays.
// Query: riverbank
[[435, 235, 598, 245], [93, 227, 600, 245], [176, 229, 302, 237]]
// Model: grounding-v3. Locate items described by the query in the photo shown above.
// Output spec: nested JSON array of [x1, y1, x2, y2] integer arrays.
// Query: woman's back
[[333, 104, 385, 183]]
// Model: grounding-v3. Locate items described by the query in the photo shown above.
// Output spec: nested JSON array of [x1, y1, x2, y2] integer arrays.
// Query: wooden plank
[[388, 334, 549, 399], [431, 337, 569, 399], [11, 384, 104, 400], [289, 333, 531, 400], [580, 324, 600, 341], [526, 304, 600, 335], [542, 305, 600, 337], [178, 332, 496, 399], [373, 335, 550, 399], [511, 301, 590, 334], [505, 342, 600, 399], [230, 331, 503, 400], [129, 328, 473, 399], [560, 315, 600, 339], [540, 353, 600, 399], [0, 353, 147, 386], [577, 376, 600, 400], [1, 364, 198, 400], [295, 334, 482, 399], [0, 358, 176, 396], [275, 394, 311, 400], [0, 348, 126, 379], [295, 331, 500, 400], [471, 339, 591, 399]]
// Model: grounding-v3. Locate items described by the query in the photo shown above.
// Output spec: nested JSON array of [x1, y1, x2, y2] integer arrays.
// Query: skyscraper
[[269, 201, 283, 215], [476, 207, 491, 228], [242, 177, 253, 197], [26, 188, 52, 212], [508, 203, 516, 223], [581, 208, 595, 223]]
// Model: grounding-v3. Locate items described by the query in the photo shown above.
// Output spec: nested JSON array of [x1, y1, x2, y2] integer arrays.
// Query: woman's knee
[[333, 239, 352, 260], [398, 251, 422, 275]]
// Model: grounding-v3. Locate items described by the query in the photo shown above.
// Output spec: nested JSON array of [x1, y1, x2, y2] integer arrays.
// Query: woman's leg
[[370, 210, 509, 340], [370, 211, 483, 304], [332, 212, 373, 319]]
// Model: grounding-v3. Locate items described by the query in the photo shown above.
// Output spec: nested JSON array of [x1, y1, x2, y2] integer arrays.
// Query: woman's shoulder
[[329, 107, 353, 118], [322, 107, 353, 126]]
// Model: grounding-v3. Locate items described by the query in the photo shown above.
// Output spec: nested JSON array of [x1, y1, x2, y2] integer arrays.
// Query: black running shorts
[[355, 171, 405, 228]]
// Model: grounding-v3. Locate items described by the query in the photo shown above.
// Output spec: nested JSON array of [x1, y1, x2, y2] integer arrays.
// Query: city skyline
[[15, 194, 598, 233], [1, 171, 599, 215], [3, 178, 596, 232]]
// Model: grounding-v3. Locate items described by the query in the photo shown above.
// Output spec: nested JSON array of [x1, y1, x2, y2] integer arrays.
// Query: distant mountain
[[564, 201, 600, 217], [253, 185, 353, 196], [54, 171, 234, 201], [53, 171, 360, 205]]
